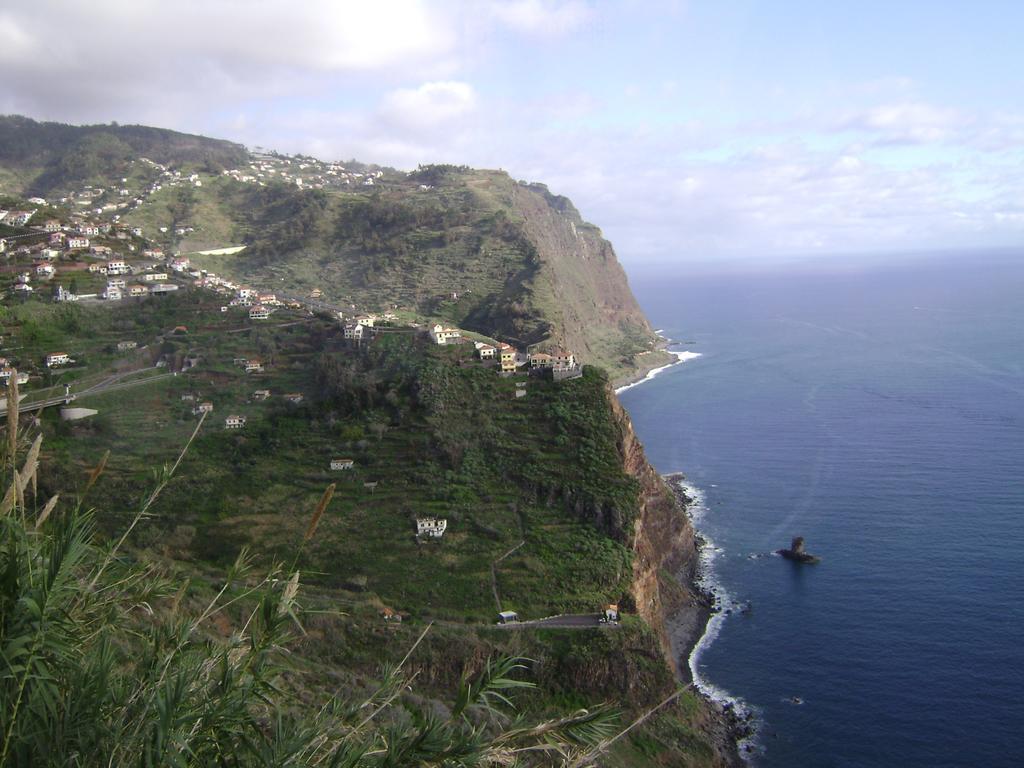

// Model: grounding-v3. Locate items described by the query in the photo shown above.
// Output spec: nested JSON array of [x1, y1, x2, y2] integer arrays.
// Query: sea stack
[[778, 536, 821, 564]]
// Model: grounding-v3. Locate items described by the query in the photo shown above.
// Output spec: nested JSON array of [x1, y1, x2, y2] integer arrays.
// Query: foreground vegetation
[[0, 384, 720, 766]]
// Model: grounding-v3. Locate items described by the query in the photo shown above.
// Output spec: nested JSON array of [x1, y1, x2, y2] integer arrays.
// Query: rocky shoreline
[[609, 382, 748, 766], [663, 473, 753, 766]]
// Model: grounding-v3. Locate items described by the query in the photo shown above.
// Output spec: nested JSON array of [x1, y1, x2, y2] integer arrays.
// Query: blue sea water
[[618, 253, 1024, 767]]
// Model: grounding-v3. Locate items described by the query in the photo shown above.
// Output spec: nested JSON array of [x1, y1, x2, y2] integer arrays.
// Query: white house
[[6, 210, 35, 226], [107, 278, 126, 290], [225, 415, 246, 429], [106, 259, 129, 275], [475, 342, 496, 360], [238, 287, 259, 300], [343, 323, 364, 341], [415, 518, 448, 538], [78, 224, 99, 236], [194, 401, 214, 415], [283, 393, 304, 404], [429, 324, 461, 345], [330, 458, 355, 471], [104, 286, 122, 301], [66, 236, 89, 249], [128, 284, 148, 297], [40, 248, 61, 261], [0, 369, 29, 385], [550, 349, 577, 371], [46, 352, 70, 367], [244, 359, 264, 373], [35, 263, 55, 277], [252, 389, 271, 400], [142, 272, 168, 282], [249, 304, 270, 320], [117, 340, 137, 351]]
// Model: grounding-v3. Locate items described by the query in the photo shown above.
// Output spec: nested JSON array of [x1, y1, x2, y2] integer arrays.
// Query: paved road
[[495, 613, 616, 630], [1, 367, 174, 415]]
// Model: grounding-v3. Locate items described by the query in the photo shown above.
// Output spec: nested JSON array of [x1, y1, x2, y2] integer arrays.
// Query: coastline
[[663, 473, 754, 765], [611, 343, 746, 764], [614, 342, 703, 394]]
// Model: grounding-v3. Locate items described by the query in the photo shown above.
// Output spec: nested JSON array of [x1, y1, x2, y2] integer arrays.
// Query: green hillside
[[0, 293, 726, 766], [0, 114, 247, 197]]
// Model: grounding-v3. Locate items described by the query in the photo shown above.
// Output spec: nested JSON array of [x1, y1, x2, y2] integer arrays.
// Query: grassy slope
[[0, 294, 723, 765], [171, 169, 662, 381]]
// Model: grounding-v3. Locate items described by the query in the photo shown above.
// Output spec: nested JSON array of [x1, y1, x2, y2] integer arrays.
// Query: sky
[[1, 0, 1022, 266]]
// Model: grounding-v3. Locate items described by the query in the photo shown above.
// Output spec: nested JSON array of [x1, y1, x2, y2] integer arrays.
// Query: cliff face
[[606, 386, 704, 675], [508, 183, 658, 372]]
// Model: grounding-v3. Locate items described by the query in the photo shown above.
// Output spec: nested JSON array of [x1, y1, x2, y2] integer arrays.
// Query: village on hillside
[[0, 179, 601, 627]]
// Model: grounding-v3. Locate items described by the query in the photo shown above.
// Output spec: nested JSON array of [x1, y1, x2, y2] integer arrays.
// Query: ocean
[[617, 253, 1024, 767]]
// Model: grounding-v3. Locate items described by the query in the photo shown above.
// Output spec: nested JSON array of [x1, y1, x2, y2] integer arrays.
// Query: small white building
[[249, 304, 270, 320], [330, 458, 355, 471], [252, 389, 271, 401], [194, 401, 214, 415], [0, 369, 29, 385], [343, 323, 364, 341], [415, 517, 448, 538], [225, 415, 246, 429], [244, 360, 264, 373], [35, 263, 55, 277], [66, 236, 89, 250], [429, 324, 461, 345], [476, 342, 496, 360], [46, 352, 70, 367], [106, 259, 129, 275], [117, 340, 137, 351], [107, 278, 126, 290], [104, 286, 122, 301], [142, 272, 168, 282]]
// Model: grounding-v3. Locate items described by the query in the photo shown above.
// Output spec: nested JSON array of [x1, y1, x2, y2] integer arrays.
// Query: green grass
[[22, 296, 640, 624]]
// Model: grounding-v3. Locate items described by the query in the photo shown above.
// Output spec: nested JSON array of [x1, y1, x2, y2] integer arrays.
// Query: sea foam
[[615, 348, 702, 394], [680, 480, 762, 759]]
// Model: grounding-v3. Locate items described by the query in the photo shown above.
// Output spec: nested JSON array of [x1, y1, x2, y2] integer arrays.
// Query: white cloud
[[489, 0, 593, 36], [838, 102, 965, 144], [0, 1, 458, 124], [380, 81, 477, 128]]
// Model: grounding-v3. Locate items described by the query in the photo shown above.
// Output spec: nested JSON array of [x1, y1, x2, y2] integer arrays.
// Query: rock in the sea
[[777, 536, 821, 564]]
